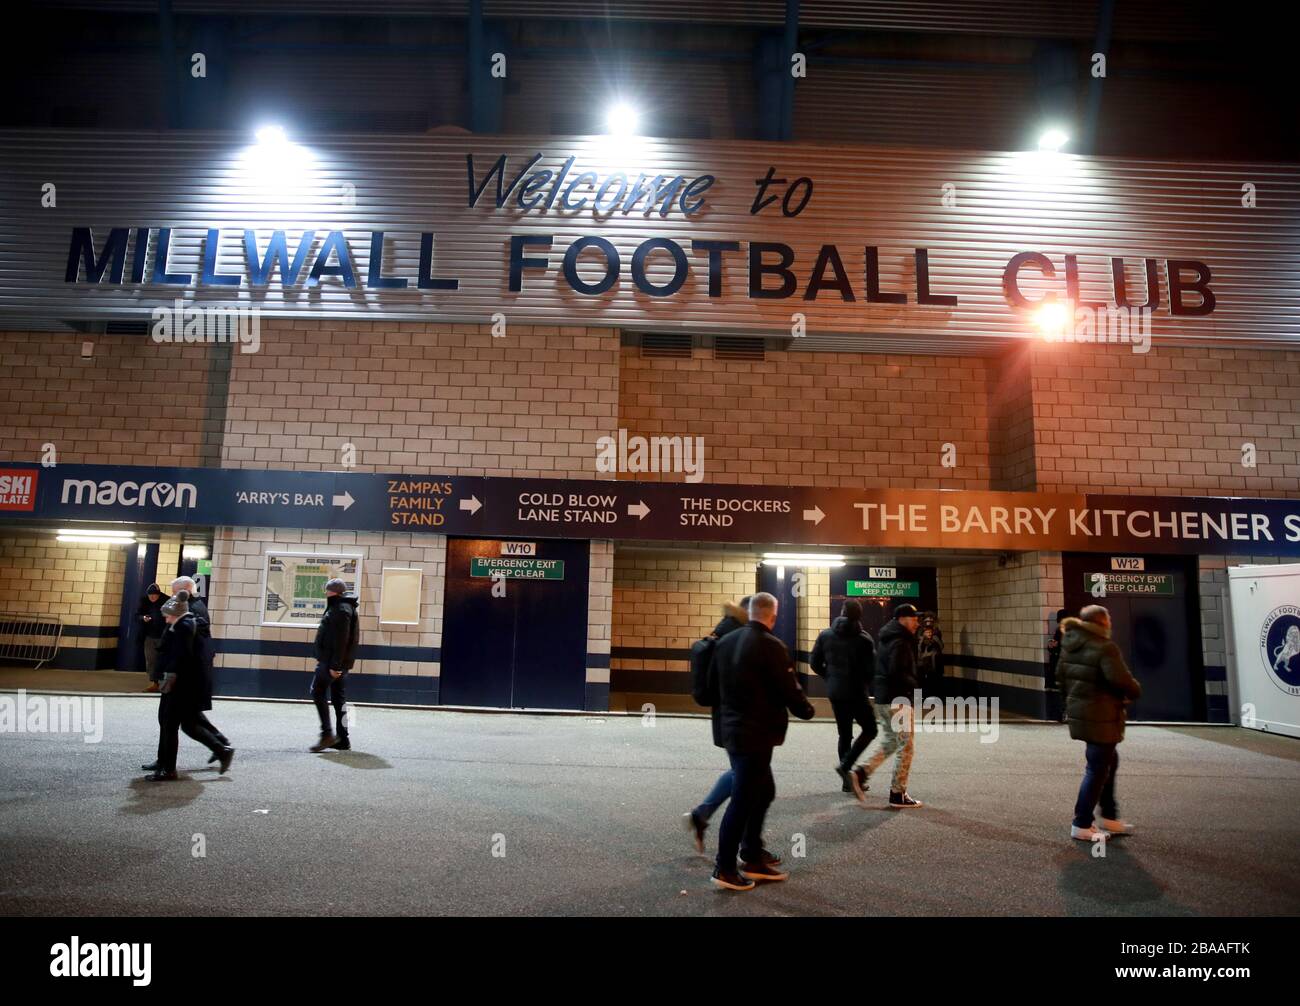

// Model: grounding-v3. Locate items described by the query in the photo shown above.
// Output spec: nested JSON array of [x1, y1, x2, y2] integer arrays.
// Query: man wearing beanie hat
[[811, 599, 877, 801], [309, 577, 360, 752], [143, 590, 234, 781], [859, 603, 923, 809]]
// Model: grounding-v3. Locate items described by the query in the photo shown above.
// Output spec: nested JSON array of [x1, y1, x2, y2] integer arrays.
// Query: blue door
[[115, 542, 158, 672], [440, 538, 589, 709], [1061, 553, 1203, 721]]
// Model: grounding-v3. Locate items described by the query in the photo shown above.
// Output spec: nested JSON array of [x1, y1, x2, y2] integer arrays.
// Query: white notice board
[[379, 567, 422, 626]]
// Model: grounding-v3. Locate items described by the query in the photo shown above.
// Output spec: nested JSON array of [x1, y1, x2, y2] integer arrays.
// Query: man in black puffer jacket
[[812, 600, 877, 800], [709, 592, 815, 891], [309, 578, 361, 752], [860, 603, 923, 809]]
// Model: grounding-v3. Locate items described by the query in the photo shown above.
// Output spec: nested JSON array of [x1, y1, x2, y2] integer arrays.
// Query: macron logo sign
[[61, 479, 197, 509]]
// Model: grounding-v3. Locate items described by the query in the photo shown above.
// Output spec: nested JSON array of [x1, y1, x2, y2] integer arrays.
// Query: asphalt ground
[[1, 692, 1298, 917]]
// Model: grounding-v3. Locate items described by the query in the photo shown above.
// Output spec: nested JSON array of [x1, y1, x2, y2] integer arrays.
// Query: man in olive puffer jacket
[[1056, 605, 1142, 842]]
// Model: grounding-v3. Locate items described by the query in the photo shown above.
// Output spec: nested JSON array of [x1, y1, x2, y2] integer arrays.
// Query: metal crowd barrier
[[0, 612, 63, 670]]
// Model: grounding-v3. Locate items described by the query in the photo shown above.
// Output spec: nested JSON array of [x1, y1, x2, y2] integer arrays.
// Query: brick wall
[[1197, 554, 1292, 723], [156, 532, 183, 588], [587, 539, 613, 703], [0, 332, 223, 467], [611, 549, 757, 706], [221, 320, 620, 477], [989, 344, 1038, 490], [1030, 343, 1300, 495], [617, 345, 993, 488], [0, 531, 127, 668], [208, 526, 445, 690], [795, 566, 831, 672], [941, 553, 1062, 702]]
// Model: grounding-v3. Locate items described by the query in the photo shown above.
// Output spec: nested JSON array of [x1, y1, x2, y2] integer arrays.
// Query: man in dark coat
[[137, 583, 166, 692], [682, 597, 750, 854], [710, 592, 815, 891], [309, 578, 360, 752], [811, 599, 877, 800], [860, 603, 923, 809], [916, 612, 944, 698], [1046, 608, 1069, 722], [142, 591, 233, 781], [1056, 605, 1142, 842], [169, 576, 230, 757]]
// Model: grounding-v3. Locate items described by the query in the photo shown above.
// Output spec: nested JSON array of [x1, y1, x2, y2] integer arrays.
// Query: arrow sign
[[460, 495, 482, 515], [332, 492, 355, 511], [803, 505, 824, 525], [628, 500, 650, 520]]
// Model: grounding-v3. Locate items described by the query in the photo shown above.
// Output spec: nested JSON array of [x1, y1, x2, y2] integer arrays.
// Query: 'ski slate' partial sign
[[7, 462, 1300, 558]]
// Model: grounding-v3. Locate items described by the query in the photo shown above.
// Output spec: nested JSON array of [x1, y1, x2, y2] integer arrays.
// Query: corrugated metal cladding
[[223, 52, 465, 133], [2, 131, 1298, 355], [501, 56, 753, 139], [38, 0, 1217, 41], [793, 63, 1035, 151]]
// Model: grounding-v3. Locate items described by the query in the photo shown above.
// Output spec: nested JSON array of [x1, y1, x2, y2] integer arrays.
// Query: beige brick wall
[[941, 552, 1062, 693], [207, 526, 444, 679], [155, 532, 183, 588], [617, 345, 993, 488], [221, 320, 620, 478], [0, 332, 221, 466], [611, 549, 757, 682], [795, 566, 831, 671], [587, 540, 613, 687], [989, 344, 1038, 490], [0, 531, 128, 661], [1198, 553, 1289, 671], [1030, 344, 1300, 495]]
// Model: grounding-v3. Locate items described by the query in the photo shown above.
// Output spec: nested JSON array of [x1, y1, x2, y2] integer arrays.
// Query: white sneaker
[[1099, 817, 1135, 835], [1071, 824, 1108, 841]]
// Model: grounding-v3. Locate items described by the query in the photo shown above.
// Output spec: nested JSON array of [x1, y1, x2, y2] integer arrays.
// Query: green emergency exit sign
[[847, 580, 920, 598], [1083, 573, 1174, 596], [471, 557, 565, 580]]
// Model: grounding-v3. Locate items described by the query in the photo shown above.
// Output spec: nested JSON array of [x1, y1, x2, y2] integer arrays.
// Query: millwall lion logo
[[1260, 607, 1300, 696], [1275, 625, 1300, 673]]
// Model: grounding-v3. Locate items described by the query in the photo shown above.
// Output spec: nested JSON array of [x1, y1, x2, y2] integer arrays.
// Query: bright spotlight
[[1034, 299, 1072, 339], [1037, 127, 1070, 152], [605, 103, 639, 137], [255, 124, 288, 147]]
